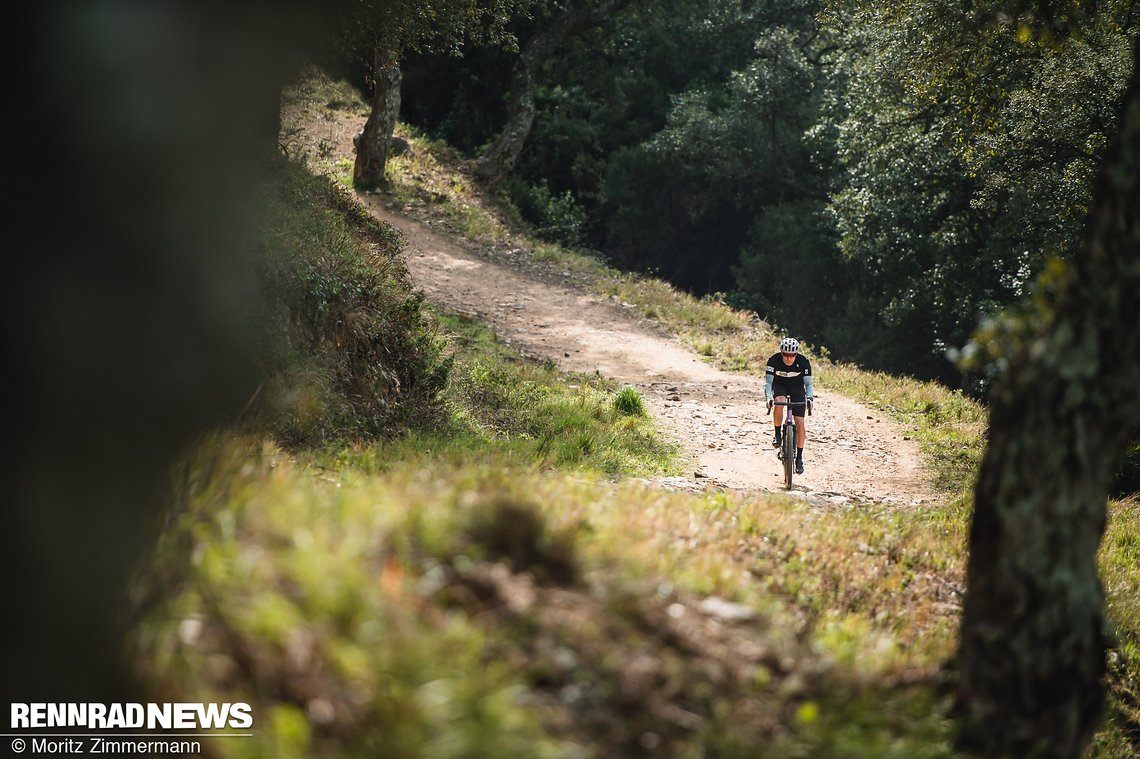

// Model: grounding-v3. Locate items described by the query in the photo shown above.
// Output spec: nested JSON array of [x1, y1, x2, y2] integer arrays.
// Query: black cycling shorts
[[773, 387, 807, 418]]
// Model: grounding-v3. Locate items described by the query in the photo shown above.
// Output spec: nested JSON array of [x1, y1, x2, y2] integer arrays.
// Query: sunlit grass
[[822, 363, 988, 493], [1094, 496, 1140, 757], [612, 386, 647, 417], [132, 439, 567, 759], [422, 310, 680, 478]]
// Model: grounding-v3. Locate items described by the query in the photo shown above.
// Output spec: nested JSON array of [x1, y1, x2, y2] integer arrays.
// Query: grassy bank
[[251, 158, 451, 444], [326, 309, 682, 479], [129, 141, 970, 756]]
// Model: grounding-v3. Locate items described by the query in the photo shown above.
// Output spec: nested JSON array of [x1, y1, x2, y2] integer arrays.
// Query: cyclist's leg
[[789, 390, 807, 471], [772, 395, 787, 447]]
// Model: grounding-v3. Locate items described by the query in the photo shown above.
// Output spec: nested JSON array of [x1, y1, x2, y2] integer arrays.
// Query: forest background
[[337, 0, 1140, 388]]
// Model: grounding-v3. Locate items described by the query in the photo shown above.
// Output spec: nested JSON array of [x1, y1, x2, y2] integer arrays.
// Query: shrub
[[1115, 441, 1140, 497], [613, 386, 647, 417], [503, 177, 588, 247]]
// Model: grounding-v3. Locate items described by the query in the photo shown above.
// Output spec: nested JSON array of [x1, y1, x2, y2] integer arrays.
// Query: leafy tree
[[473, 0, 638, 184], [345, 0, 527, 189], [510, 0, 782, 199], [817, 0, 1134, 379], [603, 8, 832, 292], [731, 199, 844, 345], [401, 0, 794, 245], [397, 0, 1132, 393]]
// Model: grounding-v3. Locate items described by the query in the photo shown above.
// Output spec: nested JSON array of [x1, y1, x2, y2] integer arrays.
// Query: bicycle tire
[[783, 426, 795, 489]]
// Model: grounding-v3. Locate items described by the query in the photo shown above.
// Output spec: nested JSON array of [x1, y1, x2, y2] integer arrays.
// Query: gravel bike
[[768, 399, 810, 490]]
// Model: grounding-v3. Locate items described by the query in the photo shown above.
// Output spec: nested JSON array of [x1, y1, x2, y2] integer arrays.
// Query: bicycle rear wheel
[[782, 426, 795, 489]]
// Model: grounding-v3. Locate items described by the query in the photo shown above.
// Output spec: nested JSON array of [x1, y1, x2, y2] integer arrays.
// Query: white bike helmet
[[779, 337, 800, 354]]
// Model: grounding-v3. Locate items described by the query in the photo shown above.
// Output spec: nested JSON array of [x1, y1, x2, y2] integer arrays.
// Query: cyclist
[[765, 337, 814, 474]]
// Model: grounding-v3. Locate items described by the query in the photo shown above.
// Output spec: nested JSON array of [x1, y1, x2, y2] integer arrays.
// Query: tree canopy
[[394, 0, 1136, 385]]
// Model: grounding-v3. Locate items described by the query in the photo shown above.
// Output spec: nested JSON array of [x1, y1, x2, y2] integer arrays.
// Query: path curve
[[361, 198, 935, 506]]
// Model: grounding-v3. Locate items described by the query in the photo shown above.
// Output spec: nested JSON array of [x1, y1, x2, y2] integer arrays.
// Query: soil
[[283, 94, 939, 508]]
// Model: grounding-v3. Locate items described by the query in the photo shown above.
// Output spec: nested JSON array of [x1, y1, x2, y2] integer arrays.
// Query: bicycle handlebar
[[766, 399, 812, 416]]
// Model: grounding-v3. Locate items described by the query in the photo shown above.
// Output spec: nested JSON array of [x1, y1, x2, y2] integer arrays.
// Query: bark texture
[[956, 42, 1140, 759], [353, 48, 403, 190], [473, 0, 629, 184]]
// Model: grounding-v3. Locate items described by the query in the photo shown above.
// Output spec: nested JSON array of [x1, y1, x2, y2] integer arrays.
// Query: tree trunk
[[353, 47, 402, 191], [473, 0, 630, 184], [955, 41, 1140, 759]]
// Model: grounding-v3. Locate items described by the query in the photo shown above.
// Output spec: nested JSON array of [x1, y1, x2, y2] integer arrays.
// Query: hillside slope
[[283, 78, 938, 506]]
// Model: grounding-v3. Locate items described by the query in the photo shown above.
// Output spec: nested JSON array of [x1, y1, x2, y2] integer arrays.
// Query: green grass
[[315, 310, 682, 480], [1094, 496, 1140, 757], [822, 364, 987, 493], [131, 440, 566, 759], [612, 386, 647, 417], [251, 158, 451, 444]]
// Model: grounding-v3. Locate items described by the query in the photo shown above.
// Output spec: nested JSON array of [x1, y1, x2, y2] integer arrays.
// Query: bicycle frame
[[768, 399, 808, 490]]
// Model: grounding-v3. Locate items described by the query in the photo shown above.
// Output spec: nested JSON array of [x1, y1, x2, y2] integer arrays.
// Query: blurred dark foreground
[[2, 2, 333, 704]]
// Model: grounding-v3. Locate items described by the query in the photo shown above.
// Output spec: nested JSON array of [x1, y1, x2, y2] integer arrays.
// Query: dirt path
[[360, 198, 935, 506], [283, 94, 937, 506]]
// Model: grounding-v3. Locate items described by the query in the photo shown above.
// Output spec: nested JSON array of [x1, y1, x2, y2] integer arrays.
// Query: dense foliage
[[394, 0, 1135, 385]]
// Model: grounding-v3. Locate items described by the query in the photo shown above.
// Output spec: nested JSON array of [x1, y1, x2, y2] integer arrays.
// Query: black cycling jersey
[[766, 352, 812, 395]]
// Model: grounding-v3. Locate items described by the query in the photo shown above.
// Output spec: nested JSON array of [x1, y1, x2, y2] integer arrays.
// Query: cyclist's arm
[[804, 373, 814, 399], [764, 371, 774, 401]]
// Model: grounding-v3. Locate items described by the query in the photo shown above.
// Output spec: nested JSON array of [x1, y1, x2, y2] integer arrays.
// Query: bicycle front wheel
[[783, 429, 795, 489]]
